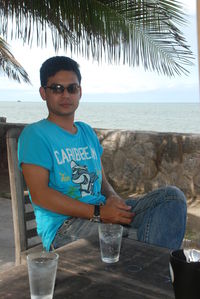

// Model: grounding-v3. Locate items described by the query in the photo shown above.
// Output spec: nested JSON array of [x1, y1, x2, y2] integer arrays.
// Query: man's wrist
[[90, 204, 101, 223]]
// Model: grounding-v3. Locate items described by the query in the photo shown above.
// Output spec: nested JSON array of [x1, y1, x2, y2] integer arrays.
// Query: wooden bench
[[6, 128, 43, 265]]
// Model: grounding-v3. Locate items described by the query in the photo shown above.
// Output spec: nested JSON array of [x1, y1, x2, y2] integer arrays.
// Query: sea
[[1, 101, 200, 134]]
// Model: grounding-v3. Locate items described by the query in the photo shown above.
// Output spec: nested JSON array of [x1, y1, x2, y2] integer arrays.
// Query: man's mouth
[[60, 103, 72, 108]]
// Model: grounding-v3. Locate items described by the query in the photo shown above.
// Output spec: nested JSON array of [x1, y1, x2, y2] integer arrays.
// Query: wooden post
[[197, 0, 200, 96], [0, 117, 6, 123]]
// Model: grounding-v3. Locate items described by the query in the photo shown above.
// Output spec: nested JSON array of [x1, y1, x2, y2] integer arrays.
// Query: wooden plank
[[55, 238, 174, 299], [26, 228, 38, 239], [0, 238, 174, 299], [6, 128, 42, 265], [24, 194, 31, 204], [6, 128, 27, 265], [25, 211, 36, 221]]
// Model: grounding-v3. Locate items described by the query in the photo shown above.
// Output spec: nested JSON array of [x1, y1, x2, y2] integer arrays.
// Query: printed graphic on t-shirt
[[54, 146, 97, 165], [70, 160, 98, 197], [54, 146, 101, 199]]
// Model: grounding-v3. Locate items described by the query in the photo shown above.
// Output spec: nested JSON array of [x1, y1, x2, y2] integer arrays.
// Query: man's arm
[[100, 163, 134, 224], [22, 163, 94, 219], [22, 163, 134, 224]]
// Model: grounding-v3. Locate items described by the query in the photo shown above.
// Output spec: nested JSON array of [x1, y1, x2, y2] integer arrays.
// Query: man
[[18, 56, 187, 251]]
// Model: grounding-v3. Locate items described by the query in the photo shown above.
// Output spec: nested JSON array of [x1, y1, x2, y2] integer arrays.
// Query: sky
[[0, 0, 199, 103]]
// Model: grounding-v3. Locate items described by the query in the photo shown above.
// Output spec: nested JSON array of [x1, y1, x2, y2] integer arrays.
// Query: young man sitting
[[18, 56, 187, 251]]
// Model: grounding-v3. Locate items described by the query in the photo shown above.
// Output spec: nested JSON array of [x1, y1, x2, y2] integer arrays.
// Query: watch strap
[[90, 204, 101, 222], [94, 204, 100, 216]]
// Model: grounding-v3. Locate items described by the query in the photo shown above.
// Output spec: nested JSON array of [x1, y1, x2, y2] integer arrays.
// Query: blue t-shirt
[[18, 119, 106, 250]]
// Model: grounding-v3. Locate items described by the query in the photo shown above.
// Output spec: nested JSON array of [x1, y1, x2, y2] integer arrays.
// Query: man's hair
[[40, 56, 82, 87]]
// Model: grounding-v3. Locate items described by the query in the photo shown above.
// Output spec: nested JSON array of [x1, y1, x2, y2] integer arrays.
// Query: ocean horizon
[[1, 101, 200, 134]]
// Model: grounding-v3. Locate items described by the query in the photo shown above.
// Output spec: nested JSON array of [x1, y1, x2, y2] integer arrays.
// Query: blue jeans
[[52, 186, 187, 250], [126, 186, 187, 249]]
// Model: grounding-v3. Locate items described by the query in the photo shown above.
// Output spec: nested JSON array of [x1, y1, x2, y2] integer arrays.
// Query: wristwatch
[[90, 205, 101, 223]]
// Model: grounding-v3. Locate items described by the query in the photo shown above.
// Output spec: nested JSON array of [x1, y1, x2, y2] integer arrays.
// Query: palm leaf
[[0, 0, 193, 77], [0, 37, 30, 83]]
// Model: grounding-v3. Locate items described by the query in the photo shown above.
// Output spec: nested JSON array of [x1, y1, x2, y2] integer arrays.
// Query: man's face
[[40, 70, 82, 118]]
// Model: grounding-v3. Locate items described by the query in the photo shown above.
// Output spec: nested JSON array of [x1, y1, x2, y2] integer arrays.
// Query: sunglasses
[[44, 83, 80, 94]]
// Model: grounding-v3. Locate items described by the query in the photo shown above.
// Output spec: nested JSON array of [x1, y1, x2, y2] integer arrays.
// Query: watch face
[[94, 205, 101, 217], [92, 215, 101, 223]]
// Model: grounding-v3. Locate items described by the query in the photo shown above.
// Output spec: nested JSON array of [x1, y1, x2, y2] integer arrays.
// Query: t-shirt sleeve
[[18, 125, 53, 171], [82, 123, 103, 156]]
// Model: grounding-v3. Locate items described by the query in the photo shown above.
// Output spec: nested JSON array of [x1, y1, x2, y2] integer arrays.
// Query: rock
[[96, 129, 200, 200]]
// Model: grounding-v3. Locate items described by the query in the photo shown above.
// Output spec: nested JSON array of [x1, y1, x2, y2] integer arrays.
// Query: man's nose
[[62, 88, 70, 97]]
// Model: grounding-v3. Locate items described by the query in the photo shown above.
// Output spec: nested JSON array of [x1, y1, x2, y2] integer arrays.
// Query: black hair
[[40, 56, 82, 87]]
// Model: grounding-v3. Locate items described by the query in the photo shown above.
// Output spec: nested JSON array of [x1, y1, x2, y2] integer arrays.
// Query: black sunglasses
[[44, 83, 80, 94]]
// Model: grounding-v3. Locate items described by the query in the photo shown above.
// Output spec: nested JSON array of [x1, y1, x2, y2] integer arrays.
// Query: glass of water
[[27, 251, 59, 299], [98, 223, 123, 263]]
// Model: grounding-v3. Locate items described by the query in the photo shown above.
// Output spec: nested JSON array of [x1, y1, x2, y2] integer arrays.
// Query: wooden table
[[0, 237, 175, 298]]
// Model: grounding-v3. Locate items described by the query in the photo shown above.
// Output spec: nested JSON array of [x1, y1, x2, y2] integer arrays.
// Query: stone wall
[[97, 129, 200, 200], [1, 123, 200, 200]]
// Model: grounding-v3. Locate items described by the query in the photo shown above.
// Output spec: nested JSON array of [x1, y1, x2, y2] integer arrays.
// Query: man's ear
[[39, 87, 46, 101]]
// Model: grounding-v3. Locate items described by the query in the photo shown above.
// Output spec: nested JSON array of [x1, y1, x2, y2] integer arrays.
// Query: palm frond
[[0, 37, 31, 83], [0, 0, 194, 77]]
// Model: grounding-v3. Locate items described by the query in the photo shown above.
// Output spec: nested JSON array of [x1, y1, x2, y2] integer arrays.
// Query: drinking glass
[[27, 251, 59, 299], [98, 223, 123, 263]]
